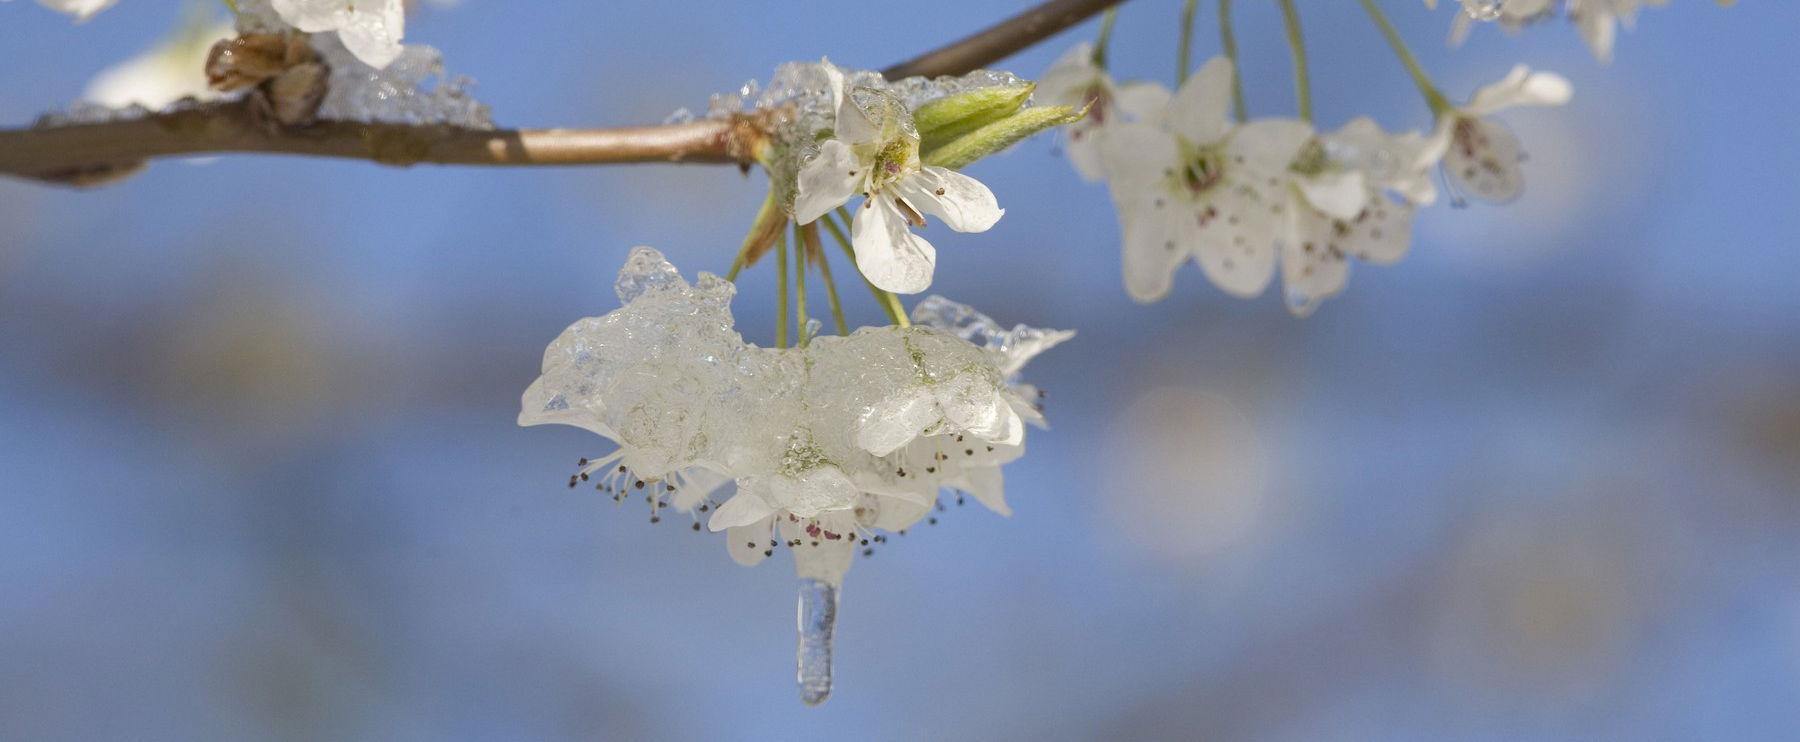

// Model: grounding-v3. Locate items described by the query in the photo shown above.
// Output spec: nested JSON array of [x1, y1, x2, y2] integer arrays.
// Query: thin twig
[[882, 0, 1131, 80], [1, 0, 1131, 186]]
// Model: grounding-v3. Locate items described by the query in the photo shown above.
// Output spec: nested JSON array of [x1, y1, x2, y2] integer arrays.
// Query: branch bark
[[880, 0, 1128, 80], [0, 0, 1129, 186]]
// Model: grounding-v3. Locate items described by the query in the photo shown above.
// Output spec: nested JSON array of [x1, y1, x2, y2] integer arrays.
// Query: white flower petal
[[850, 196, 937, 294], [34, 0, 119, 22], [1168, 56, 1236, 145], [1037, 43, 1100, 107], [1443, 116, 1527, 204], [857, 389, 941, 457], [785, 511, 858, 585], [1227, 118, 1315, 175], [1466, 65, 1572, 115], [1336, 192, 1416, 265], [795, 140, 863, 224], [955, 466, 1010, 516], [1192, 184, 1279, 298], [727, 516, 774, 566], [1294, 170, 1368, 221], [709, 490, 775, 531], [1280, 207, 1352, 317], [1064, 121, 1109, 182], [898, 167, 1003, 233], [1115, 80, 1173, 122]]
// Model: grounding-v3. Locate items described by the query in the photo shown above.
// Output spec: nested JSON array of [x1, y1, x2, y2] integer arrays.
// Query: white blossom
[[1100, 57, 1313, 302], [84, 21, 234, 110], [520, 248, 1066, 589], [1037, 43, 1171, 181], [270, 0, 405, 69], [1274, 119, 1444, 315], [1431, 65, 1571, 204], [793, 61, 1004, 295], [1445, 0, 1555, 47], [9, 0, 119, 21]]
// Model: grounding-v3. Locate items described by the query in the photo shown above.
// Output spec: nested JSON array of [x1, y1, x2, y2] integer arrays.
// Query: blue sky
[[3, 1, 1799, 739]]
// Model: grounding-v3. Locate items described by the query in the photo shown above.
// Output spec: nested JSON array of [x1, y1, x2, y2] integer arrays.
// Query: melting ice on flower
[[793, 60, 1004, 295], [268, 0, 405, 69], [519, 247, 1068, 703], [1037, 43, 1172, 181], [1432, 65, 1571, 204]]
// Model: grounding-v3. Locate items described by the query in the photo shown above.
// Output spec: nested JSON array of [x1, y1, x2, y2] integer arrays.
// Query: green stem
[[727, 191, 781, 282], [804, 223, 851, 336], [1177, 0, 1198, 86], [1092, 7, 1120, 67], [822, 210, 909, 328], [1217, 0, 1248, 122], [775, 232, 790, 348], [1357, 0, 1452, 115], [793, 223, 811, 347], [1277, 0, 1312, 123]]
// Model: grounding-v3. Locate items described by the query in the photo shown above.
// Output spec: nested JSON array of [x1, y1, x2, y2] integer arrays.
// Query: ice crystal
[[311, 34, 492, 128]]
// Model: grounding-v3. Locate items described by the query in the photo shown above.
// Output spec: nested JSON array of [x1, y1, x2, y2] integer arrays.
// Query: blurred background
[[2, 1, 1798, 739]]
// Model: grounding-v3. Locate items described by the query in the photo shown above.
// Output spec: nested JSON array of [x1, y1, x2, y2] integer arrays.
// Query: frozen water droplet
[[614, 247, 682, 303], [1458, 0, 1505, 21], [663, 107, 695, 125], [796, 577, 837, 706]]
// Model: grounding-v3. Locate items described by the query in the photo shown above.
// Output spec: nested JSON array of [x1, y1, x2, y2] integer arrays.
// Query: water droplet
[[1458, 0, 1506, 21], [796, 577, 838, 706]]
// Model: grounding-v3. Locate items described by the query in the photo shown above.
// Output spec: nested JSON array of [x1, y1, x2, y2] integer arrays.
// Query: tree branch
[[880, 0, 1129, 80], [0, 0, 1130, 187]]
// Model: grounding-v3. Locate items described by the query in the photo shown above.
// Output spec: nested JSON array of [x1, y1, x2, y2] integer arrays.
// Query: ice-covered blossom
[[1274, 119, 1445, 315], [269, 0, 405, 69], [794, 61, 1004, 295], [1445, 0, 1555, 47], [519, 247, 1067, 589], [1432, 65, 1571, 204], [8, 0, 118, 21], [1037, 43, 1172, 181], [1101, 57, 1313, 302]]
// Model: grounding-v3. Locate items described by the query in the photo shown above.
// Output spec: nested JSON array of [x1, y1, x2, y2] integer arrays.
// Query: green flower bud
[[922, 104, 1086, 171], [914, 84, 1035, 154]]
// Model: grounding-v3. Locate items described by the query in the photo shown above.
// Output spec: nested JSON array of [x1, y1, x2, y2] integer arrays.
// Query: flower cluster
[[519, 247, 1070, 589], [1432, 0, 1736, 63], [1047, 52, 1568, 315]]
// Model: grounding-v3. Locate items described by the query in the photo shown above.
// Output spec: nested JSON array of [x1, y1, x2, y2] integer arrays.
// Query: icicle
[[796, 577, 838, 706]]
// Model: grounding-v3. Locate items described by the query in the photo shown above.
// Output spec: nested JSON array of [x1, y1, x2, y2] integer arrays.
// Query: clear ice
[[311, 34, 493, 128], [796, 578, 837, 706], [683, 60, 1035, 216], [519, 248, 1071, 704]]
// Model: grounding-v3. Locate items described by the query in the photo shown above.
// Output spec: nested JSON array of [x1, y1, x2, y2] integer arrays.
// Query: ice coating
[[693, 60, 1035, 215], [520, 249, 1068, 705], [520, 249, 1070, 590], [310, 34, 492, 128]]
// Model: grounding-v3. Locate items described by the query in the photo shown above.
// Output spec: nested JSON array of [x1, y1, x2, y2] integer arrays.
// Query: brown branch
[[0, 0, 1129, 187], [0, 98, 769, 186], [881, 0, 1130, 80]]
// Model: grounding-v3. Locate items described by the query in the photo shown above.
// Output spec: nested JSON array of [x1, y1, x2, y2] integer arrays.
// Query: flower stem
[[822, 209, 910, 328], [727, 191, 782, 282], [793, 223, 811, 347], [775, 231, 790, 349], [801, 223, 851, 336], [1217, 0, 1249, 122], [1092, 7, 1120, 67], [1277, 0, 1312, 123], [1177, 0, 1198, 86], [1357, 0, 1452, 115]]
